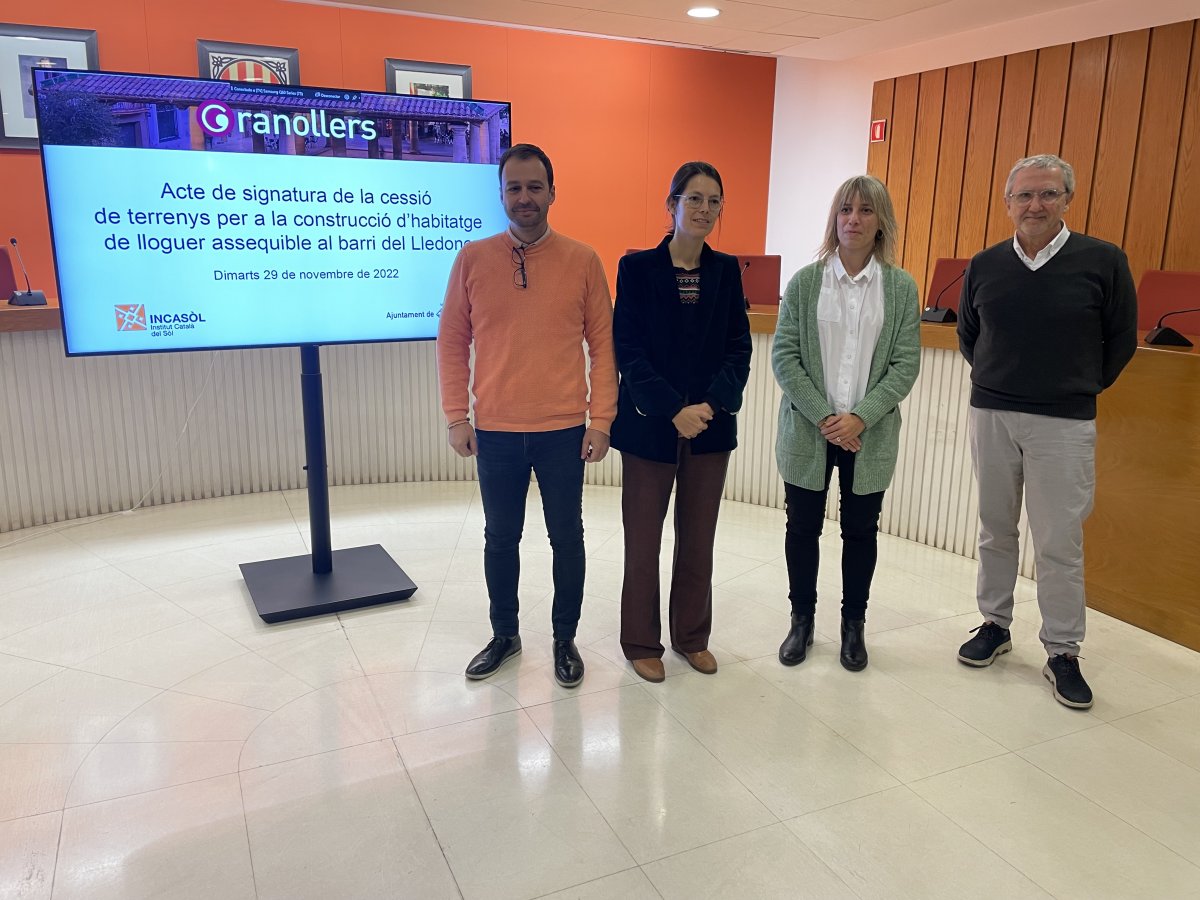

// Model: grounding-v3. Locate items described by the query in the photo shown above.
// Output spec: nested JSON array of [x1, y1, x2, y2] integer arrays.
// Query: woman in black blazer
[[610, 161, 752, 683]]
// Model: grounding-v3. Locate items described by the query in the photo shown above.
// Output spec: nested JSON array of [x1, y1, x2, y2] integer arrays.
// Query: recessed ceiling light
[[688, 6, 720, 18]]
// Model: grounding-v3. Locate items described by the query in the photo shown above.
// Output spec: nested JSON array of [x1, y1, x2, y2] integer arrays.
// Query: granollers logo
[[196, 100, 377, 141]]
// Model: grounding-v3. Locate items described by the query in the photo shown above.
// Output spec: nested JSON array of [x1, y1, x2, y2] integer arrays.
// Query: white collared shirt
[[818, 254, 885, 414], [1012, 223, 1070, 270]]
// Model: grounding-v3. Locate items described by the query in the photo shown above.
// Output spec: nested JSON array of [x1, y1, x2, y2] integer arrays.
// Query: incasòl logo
[[115, 304, 208, 333], [115, 304, 147, 331], [196, 100, 377, 141]]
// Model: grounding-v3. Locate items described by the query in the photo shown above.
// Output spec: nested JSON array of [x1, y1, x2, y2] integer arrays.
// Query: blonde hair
[[816, 175, 899, 267]]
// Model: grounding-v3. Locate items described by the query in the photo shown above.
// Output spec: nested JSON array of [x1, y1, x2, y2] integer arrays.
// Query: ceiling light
[[688, 6, 720, 18]]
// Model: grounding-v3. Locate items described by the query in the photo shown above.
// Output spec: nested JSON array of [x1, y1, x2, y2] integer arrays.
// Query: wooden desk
[[0, 298, 60, 333]]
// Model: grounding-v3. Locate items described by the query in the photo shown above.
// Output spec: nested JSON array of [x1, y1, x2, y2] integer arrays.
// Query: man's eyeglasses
[[512, 245, 527, 289], [676, 193, 724, 213], [1007, 188, 1067, 205]]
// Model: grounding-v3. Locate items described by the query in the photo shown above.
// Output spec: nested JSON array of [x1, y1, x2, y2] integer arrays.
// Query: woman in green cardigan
[[772, 175, 920, 671]]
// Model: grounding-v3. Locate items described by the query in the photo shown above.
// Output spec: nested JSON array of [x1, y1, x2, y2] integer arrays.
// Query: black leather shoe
[[779, 614, 815, 666], [840, 619, 868, 671], [465, 635, 521, 680], [554, 639, 584, 688]]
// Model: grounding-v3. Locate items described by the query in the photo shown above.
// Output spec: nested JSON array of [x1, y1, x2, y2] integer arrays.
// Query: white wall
[[765, 0, 1198, 289]]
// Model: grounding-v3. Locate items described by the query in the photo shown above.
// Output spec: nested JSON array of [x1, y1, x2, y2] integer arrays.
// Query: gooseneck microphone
[[921, 267, 965, 323], [7, 237, 48, 307], [1144, 307, 1200, 348], [741, 259, 751, 310]]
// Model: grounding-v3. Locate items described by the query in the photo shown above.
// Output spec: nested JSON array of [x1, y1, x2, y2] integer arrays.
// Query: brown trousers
[[619, 442, 731, 660]]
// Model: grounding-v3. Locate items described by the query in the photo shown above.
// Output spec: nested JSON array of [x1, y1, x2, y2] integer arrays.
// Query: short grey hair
[[1005, 154, 1075, 196]]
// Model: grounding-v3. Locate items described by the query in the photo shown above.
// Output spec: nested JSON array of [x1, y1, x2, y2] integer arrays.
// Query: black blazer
[[610, 235, 752, 463]]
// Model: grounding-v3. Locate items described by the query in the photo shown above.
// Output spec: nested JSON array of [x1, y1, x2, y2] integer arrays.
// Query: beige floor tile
[[643, 822, 857, 900], [787, 786, 1050, 899], [396, 709, 634, 900], [0, 810, 60, 899], [0, 569, 155, 643], [0, 671, 158, 744], [1019, 724, 1200, 866], [536, 867, 660, 900], [1111, 695, 1200, 771], [748, 653, 1006, 782], [66, 741, 243, 808], [55, 775, 255, 900], [239, 677, 389, 770], [0, 743, 92, 820], [528, 685, 776, 864], [170, 651, 312, 710], [367, 670, 521, 735], [254, 629, 365, 688], [0, 652, 62, 707], [649, 663, 899, 817], [334, 579, 440, 625], [342, 620, 430, 675], [0, 532, 108, 599], [0, 592, 191, 667], [113, 549, 226, 590], [75, 621, 248, 689], [241, 741, 458, 900], [154, 573, 254, 619], [103, 690, 268, 744], [912, 754, 1200, 899], [201, 600, 342, 653], [430, 579, 495, 624]]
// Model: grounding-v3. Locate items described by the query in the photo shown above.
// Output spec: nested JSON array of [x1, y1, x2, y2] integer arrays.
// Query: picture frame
[[384, 58, 472, 99], [0, 23, 98, 148], [197, 39, 300, 86]]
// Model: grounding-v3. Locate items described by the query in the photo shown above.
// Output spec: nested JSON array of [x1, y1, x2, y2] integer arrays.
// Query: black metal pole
[[300, 344, 333, 574]]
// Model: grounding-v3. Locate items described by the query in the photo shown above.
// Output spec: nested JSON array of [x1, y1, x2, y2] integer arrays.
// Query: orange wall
[[0, 0, 775, 299]]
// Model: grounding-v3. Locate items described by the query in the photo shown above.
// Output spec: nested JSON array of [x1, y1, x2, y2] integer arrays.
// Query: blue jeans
[[475, 425, 586, 640]]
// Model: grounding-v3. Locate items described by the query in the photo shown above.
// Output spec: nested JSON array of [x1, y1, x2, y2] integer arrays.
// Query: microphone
[[920, 267, 964, 323], [1144, 307, 1200, 348], [7, 238, 47, 307], [741, 259, 751, 310]]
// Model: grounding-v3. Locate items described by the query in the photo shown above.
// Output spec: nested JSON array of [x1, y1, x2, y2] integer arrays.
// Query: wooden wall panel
[[1027, 43, 1072, 155], [904, 70, 946, 299], [867, 79, 895, 179], [1059, 36, 1110, 232], [986, 50, 1037, 246], [955, 57, 1004, 257], [925, 63, 973, 301], [1087, 29, 1150, 245], [1124, 21, 1194, 283], [875, 18, 1199, 288], [886, 74, 920, 253], [1164, 23, 1200, 272]]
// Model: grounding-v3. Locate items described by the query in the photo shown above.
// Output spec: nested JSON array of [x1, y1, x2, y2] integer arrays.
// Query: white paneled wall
[[0, 329, 1033, 577]]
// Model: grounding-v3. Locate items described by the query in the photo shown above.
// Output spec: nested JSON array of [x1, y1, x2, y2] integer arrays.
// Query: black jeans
[[475, 425, 586, 640], [784, 443, 886, 621]]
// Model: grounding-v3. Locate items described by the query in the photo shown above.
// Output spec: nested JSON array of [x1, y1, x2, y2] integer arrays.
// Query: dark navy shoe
[[958, 622, 1012, 667], [465, 635, 522, 680], [1044, 654, 1094, 709]]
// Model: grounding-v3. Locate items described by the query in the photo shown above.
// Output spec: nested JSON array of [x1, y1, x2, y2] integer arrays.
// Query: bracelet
[[447, 419, 470, 429]]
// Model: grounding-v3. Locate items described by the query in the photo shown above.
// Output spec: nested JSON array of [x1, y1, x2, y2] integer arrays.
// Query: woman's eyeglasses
[[512, 245, 527, 289], [676, 193, 724, 213]]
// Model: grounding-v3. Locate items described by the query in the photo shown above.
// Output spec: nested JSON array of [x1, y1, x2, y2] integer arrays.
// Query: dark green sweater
[[957, 232, 1137, 420]]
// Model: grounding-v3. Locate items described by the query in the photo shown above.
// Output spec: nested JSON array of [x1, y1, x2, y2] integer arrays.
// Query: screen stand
[[240, 344, 417, 622]]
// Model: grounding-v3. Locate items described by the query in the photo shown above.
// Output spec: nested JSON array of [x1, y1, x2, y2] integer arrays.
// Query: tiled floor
[[2, 482, 1199, 900]]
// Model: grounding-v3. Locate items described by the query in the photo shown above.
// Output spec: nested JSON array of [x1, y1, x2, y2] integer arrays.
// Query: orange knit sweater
[[436, 230, 618, 433]]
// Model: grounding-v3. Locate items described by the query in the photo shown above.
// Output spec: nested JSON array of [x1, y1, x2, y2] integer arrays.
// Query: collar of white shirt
[[830, 253, 879, 284], [1012, 223, 1071, 270], [509, 226, 551, 249]]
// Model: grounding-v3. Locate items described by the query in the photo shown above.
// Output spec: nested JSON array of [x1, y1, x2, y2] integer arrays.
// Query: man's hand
[[820, 413, 865, 450], [447, 421, 477, 458], [581, 428, 610, 462], [673, 403, 714, 439]]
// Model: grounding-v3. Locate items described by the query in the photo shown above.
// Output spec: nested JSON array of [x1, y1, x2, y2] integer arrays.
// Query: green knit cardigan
[[772, 260, 921, 495]]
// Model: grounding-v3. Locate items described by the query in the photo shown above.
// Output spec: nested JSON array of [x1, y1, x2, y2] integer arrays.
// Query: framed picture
[[0, 23, 98, 148], [385, 58, 471, 99], [197, 39, 300, 86]]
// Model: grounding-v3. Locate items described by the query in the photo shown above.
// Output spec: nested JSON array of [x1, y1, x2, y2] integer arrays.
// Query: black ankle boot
[[840, 619, 867, 671], [779, 614, 815, 666]]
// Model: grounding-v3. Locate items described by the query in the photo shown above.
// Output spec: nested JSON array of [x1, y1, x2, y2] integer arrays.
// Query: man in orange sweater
[[437, 143, 617, 688]]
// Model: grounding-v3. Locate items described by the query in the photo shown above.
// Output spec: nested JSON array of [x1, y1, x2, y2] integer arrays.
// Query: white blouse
[[817, 254, 885, 415]]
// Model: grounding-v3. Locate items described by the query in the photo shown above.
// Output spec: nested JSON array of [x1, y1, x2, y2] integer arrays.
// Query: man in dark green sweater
[[955, 154, 1137, 710]]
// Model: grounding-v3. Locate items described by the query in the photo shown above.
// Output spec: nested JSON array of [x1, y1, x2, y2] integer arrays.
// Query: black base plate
[[240, 543, 417, 623]]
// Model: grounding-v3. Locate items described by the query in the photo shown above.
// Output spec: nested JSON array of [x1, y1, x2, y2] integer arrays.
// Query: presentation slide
[[33, 70, 512, 356]]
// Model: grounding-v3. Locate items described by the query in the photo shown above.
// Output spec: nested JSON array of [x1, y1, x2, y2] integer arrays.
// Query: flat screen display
[[32, 69, 511, 355]]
